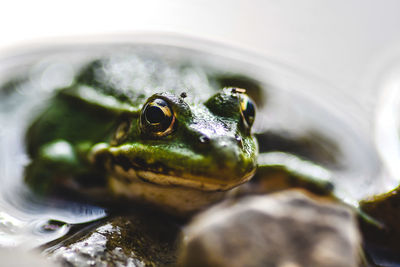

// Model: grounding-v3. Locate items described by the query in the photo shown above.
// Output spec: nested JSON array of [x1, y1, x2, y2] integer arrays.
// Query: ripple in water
[[0, 57, 107, 248]]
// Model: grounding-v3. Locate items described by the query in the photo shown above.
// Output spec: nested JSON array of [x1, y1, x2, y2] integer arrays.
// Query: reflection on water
[[0, 41, 386, 249], [375, 69, 400, 192], [0, 57, 107, 248]]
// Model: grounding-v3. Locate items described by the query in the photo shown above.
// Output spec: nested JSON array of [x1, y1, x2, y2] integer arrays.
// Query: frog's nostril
[[199, 135, 210, 144]]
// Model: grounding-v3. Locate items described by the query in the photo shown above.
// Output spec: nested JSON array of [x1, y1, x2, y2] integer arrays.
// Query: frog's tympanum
[[24, 54, 333, 214]]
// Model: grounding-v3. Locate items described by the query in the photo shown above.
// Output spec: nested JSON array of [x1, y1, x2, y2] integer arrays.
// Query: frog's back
[[26, 53, 220, 157], [75, 53, 219, 105]]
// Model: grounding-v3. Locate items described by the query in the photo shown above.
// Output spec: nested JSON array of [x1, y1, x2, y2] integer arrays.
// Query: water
[[0, 37, 387, 250], [0, 53, 107, 248]]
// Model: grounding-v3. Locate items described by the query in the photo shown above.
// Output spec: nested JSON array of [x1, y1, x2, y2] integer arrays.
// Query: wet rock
[[178, 190, 360, 267], [46, 210, 180, 267]]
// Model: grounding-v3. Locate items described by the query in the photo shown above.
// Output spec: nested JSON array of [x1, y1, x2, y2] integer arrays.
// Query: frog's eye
[[140, 98, 175, 136], [239, 94, 255, 128]]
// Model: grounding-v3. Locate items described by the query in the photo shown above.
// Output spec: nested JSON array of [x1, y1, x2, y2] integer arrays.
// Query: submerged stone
[[178, 190, 361, 267]]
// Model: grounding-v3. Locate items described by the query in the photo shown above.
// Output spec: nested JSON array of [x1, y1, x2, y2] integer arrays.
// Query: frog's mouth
[[110, 163, 255, 191], [90, 143, 256, 191]]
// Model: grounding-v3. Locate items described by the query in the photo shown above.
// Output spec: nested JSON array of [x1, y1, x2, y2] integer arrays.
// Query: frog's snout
[[203, 136, 247, 168], [201, 135, 256, 184], [213, 137, 240, 158]]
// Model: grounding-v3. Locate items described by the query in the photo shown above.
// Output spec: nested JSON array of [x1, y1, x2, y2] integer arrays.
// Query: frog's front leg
[[238, 152, 335, 198], [25, 139, 103, 194], [242, 152, 381, 228]]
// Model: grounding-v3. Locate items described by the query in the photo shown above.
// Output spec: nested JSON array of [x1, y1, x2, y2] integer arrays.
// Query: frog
[[24, 52, 335, 215]]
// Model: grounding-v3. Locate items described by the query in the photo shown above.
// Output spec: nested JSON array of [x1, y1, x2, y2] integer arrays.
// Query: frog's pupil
[[241, 97, 255, 127], [244, 101, 255, 121], [146, 106, 165, 124], [141, 98, 175, 136]]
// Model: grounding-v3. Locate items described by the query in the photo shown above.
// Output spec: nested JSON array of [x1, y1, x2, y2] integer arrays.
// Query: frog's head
[[91, 88, 257, 192]]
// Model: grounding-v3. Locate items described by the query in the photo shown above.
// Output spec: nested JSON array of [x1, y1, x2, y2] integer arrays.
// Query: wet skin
[[24, 55, 334, 214]]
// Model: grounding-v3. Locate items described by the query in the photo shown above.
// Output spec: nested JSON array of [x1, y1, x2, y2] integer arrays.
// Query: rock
[[178, 190, 361, 267], [46, 209, 180, 267]]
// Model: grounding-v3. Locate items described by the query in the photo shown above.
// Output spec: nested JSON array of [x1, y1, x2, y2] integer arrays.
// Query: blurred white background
[[1, 0, 400, 100]]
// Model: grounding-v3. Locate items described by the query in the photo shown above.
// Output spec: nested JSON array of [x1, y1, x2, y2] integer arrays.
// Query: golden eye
[[239, 94, 255, 128], [140, 98, 175, 136]]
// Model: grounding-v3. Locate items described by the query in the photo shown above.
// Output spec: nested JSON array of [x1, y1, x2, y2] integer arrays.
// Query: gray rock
[[46, 211, 180, 267], [178, 190, 361, 267]]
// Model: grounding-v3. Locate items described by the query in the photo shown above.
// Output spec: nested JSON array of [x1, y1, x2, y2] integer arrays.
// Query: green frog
[[24, 53, 336, 215], [24, 50, 400, 267]]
